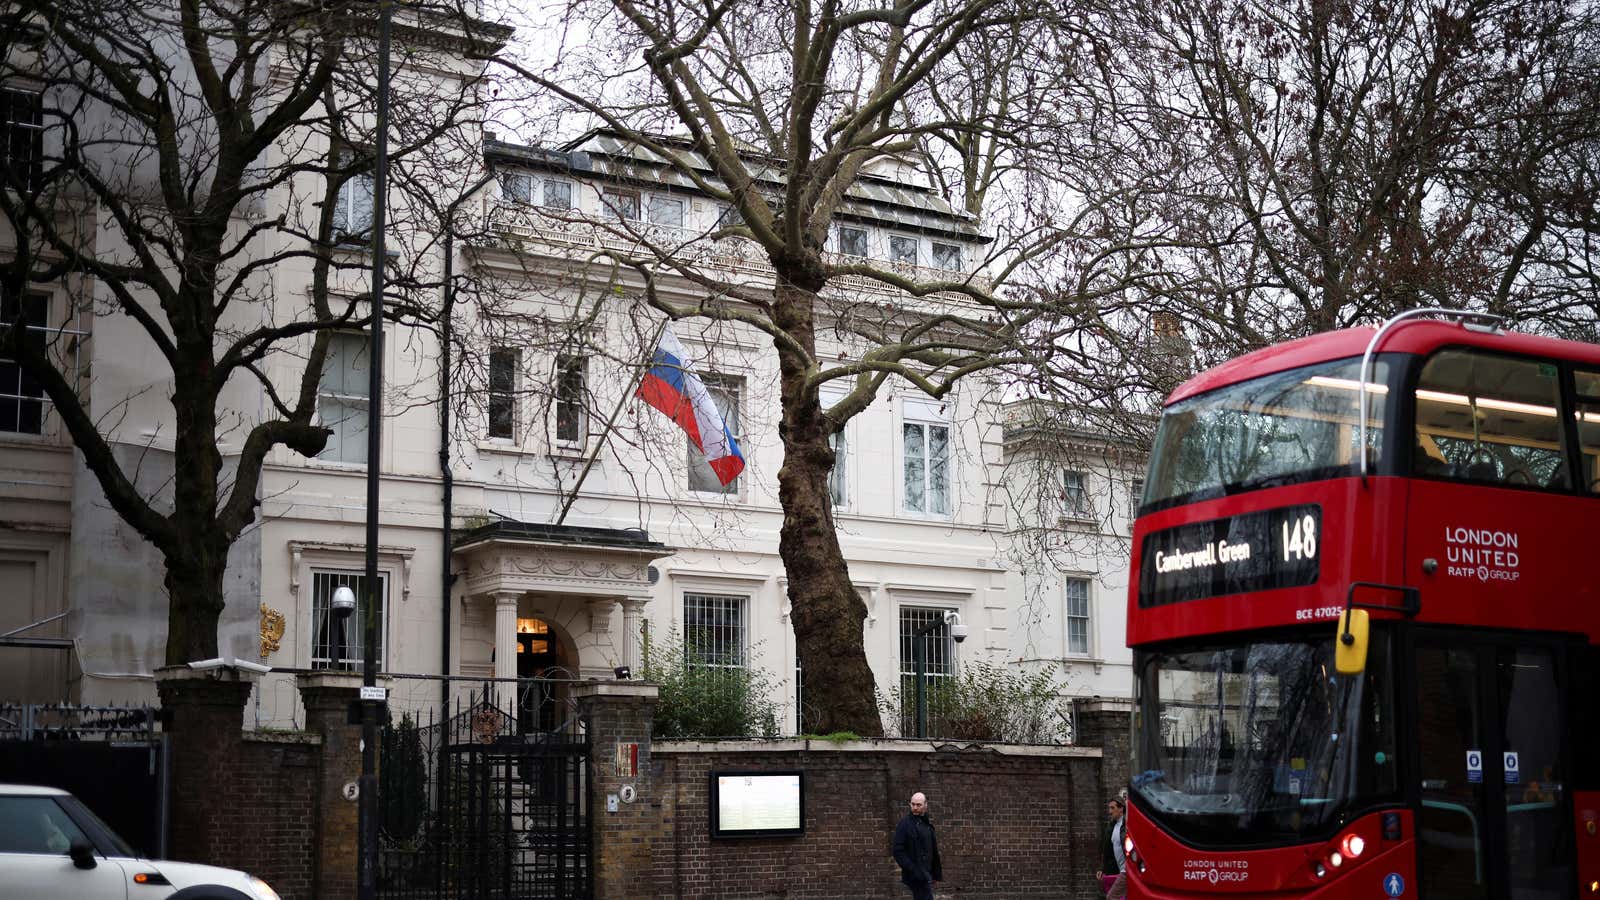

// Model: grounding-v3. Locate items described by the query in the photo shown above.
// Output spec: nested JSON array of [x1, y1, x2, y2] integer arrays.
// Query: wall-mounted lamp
[[613, 666, 631, 680]]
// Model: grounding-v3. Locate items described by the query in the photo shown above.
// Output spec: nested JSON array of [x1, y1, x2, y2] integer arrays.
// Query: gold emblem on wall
[[259, 603, 286, 659]]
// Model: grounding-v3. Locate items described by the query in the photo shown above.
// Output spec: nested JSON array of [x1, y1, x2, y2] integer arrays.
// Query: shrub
[[640, 627, 781, 739], [881, 661, 1074, 744]]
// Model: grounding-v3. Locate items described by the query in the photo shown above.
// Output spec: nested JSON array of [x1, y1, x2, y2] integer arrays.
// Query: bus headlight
[[1341, 833, 1366, 859]]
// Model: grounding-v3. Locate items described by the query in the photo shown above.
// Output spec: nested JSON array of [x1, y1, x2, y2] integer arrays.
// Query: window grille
[[311, 570, 387, 670], [684, 593, 745, 668], [898, 607, 954, 677]]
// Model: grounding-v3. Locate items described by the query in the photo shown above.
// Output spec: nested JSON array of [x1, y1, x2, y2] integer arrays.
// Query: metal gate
[[0, 704, 168, 857], [378, 682, 591, 900]]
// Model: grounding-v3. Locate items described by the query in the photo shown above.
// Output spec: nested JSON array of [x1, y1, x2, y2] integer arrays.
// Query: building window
[[718, 204, 744, 228], [902, 418, 950, 515], [684, 592, 745, 668], [311, 570, 387, 670], [601, 188, 640, 221], [1129, 478, 1145, 520], [647, 195, 684, 228], [889, 235, 919, 266], [837, 225, 868, 257], [2, 89, 44, 193], [1065, 578, 1091, 655], [542, 179, 573, 210], [899, 606, 955, 677], [0, 291, 47, 434], [828, 429, 847, 507], [554, 355, 585, 446], [1061, 470, 1090, 519], [500, 172, 532, 204], [931, 242, 962, 272], [687, 374, 742, 494], [487, 347, 517, 440], [330, 149, 374, 237], [318, 333, 371, 463]]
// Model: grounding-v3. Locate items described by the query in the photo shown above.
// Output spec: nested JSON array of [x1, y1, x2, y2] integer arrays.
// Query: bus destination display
[[709, 771, 804, 838], [1138, 504, 1321, 607]]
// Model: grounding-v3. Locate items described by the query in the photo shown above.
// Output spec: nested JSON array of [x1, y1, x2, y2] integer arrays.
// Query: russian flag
[[636, 326, 746, 485]]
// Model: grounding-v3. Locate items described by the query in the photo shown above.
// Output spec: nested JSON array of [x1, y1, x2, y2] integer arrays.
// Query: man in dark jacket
[[891, 791, 943, 900]]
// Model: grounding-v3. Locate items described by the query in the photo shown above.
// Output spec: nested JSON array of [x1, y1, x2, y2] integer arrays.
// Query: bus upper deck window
[[1413, 351, 1569, 489], [1575, 370, 1600, 493]]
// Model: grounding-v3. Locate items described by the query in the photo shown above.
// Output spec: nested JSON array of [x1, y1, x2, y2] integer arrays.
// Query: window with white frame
[[931, 241, 962, 272], [542, 179, 573, 210], [601, 187, 640, 221], [499, 172, 532, 204], [553, 355, 585, 447], [1062, 470, 1090, 519], [717, 204, 744, 228], [898, 606, 955, 677], [1064, 578, 1091, 655], [902, 406, 950, 516], [487, 347, 517, 440], [889, 235, 919, 266], [647, 195, 684, 228], [330, 148, 373, 237], [683, 592, 745, 668], [836, 225, 868, 257], [0, 291, 48, 434], [1129, 478, 1145, 520], [310, 570, 387, 670], [318, 332, 371, 463], [3, 88, 44, 193], [687, 374, 742, 494]]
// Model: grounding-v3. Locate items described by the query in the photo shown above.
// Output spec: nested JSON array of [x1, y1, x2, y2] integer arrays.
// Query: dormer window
[[542, 180, 573, 209], [500, 172, 532, 204], [889, 235, 919, 266], [931, 242, 962, 272], [602, 188, 641, 221], [837, 225, 868, 257], [647, 195, 684, 227]]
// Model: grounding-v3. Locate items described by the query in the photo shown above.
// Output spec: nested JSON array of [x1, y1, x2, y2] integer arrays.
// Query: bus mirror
[[1335, 609, 1370, 675]]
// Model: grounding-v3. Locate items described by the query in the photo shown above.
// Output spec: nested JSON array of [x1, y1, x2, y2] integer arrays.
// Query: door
[[1413, 634, 1575, 900]]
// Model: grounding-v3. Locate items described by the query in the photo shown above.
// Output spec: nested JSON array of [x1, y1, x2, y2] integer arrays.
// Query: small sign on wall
[[616, 742, 638, 778]]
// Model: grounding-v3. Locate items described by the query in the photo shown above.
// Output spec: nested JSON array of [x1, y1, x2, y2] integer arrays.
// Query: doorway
[[515, 617, 568, 733], [1412, 631, 1575, 900]]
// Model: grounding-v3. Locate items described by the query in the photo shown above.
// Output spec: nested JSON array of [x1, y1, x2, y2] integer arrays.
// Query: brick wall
[[639, 741, 1107, 900]]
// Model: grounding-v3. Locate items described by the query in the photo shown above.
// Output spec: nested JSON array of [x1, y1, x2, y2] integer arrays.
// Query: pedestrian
[[1097, 798, 1123, 895], [891, 791, 943, 900], [1103, 797, 1128, 899]]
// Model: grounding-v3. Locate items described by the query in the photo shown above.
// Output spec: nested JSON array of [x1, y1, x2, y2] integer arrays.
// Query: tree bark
[[771, 273, 882, 737]]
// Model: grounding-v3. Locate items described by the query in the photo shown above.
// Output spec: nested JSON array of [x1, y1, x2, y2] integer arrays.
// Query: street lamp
[[330, 585, 357, 671], [913, 611, 968, 739]]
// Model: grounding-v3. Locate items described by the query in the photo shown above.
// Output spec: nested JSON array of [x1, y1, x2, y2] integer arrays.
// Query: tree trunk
[[162, 542, 228, 665], [164, 340, 228, 665], [771, 276, 883, 737]]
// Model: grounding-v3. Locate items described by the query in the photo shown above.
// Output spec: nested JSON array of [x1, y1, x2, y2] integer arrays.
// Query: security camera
[[950, 623, 969, 644], [331, 585, 357, 619]]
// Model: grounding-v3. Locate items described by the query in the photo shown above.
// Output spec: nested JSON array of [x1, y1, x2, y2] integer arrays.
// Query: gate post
[[299, 672, 366, 900], [573, 680, 659, 900], [154, 666, 258, 866], [1073, 697, 1134, 804]]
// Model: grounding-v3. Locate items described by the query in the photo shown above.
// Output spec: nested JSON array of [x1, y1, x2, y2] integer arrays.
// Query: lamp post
[[330, 585, 357, 671], [913, 611, 968, 739]]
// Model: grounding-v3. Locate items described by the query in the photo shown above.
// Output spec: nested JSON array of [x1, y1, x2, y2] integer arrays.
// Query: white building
[[0, 24, 1138, 731]]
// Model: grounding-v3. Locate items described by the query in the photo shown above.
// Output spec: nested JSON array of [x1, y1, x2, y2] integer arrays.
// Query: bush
[[640, 627, 781, 739], [881, 661, 1074, 744]]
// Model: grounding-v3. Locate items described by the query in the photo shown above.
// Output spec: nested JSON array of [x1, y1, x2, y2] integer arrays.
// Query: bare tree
[[0, 0, 503, 664]]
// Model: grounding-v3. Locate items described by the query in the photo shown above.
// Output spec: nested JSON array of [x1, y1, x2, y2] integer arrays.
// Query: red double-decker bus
[[1122, 310, 1600, 899]]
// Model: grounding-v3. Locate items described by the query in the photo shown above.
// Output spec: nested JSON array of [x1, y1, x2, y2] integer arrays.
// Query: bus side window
[[1413, 350, 1570, 489], [1574, 645, 1600, 792], [1575, 370, 1600, 493]]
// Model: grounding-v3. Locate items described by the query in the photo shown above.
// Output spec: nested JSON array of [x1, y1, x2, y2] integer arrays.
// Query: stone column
[[619, 596, 648, 674], [1074, 697, 1135, 806], [573, 681, 660, 900], [297, 672, 365, 900], [491, 590, 520, 712], [154, 666, 257, 867]]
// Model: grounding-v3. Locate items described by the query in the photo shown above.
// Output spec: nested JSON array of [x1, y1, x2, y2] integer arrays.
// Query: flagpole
[[554, 318, 669, 526]]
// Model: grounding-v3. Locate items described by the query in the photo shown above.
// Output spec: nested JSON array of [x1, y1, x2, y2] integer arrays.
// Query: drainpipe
[[439, 171, 496, 708]]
